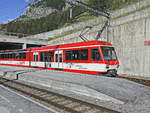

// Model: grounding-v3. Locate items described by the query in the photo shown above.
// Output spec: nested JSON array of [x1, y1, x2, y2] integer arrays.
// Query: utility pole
[[69, 7, 73, 20]]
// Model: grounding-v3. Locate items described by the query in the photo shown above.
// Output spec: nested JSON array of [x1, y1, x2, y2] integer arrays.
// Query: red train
[[0, 41, 119, 77]]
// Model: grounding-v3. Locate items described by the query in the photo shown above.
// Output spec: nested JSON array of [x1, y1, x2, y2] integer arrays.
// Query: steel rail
[[118, 76, 150, 87]]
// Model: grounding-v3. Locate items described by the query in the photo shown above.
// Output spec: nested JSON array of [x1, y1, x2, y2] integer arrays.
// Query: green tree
[[88, 0, 112, 11]]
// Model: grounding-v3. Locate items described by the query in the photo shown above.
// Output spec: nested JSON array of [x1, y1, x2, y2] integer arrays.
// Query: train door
[[40, 52, 53, 68], [28, 51, 32, 67], [33, 52, 39, 67], [44, 52, 52, 68], [54, 50, 63, 69]]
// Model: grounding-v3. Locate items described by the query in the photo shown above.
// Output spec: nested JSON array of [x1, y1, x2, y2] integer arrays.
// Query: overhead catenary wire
[[64, 0, 111, 41]]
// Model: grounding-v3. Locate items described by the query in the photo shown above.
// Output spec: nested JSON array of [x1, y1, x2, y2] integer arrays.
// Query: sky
[[0, 0, 28, 23]]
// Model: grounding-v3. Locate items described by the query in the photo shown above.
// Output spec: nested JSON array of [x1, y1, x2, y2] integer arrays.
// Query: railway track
[[0, 77, 119, 113], [118, 76, 150, 87]]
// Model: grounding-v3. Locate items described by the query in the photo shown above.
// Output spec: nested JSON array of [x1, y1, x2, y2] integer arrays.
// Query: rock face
[[22, 7, 57, 20], [22, 0, 89, 20]]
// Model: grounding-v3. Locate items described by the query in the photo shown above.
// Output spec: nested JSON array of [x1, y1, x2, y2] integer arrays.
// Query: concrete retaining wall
[[110, 8, 150, 77], [48, 8, 150, 77]]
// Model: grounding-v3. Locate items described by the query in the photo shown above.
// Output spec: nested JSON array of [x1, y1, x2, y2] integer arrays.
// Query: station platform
[[0, 85, 55, 113], [0, 65, 150, 113]]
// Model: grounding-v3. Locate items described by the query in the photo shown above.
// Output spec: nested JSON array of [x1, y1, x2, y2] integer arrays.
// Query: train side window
[[5, 54, 8, 59], [55, 54, 58, 62], [16, 53, 20, 59], [65, 51, 72, 60], [59, 54, 62, 62], [34, 55, 38, 61], [20, 53, 26, 59], [72, 50, 80, 60], [9, 54, 12, 59], [1, 54, 5, 59], [1, 54, 2, 59], [79, 49, 88, 60], [91, 48, 101, 61], [2, 54, 4, 59], [0, 54, 2, 59], [55, 54, 62, 62], [5, 54, 7, 59], [65, 49, 88, 61], [12, 53, 15, 59], [40, 52, 44, 61], [40, 52, 53, 62]]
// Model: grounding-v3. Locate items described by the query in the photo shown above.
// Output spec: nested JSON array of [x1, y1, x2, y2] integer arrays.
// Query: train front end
[[100, 46, 119, 77]]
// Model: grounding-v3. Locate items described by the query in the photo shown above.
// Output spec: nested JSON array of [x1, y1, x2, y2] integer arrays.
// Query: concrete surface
[[0, 85, 55, 113], [0, 65, 150, 113]]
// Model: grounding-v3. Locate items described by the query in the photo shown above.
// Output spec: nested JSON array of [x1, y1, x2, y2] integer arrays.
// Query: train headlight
[[106, 65, 109, 69]]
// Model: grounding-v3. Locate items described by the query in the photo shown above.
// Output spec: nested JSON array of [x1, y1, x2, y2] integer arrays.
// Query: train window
[[55, 54, 58, 62], [40, 53, 44, 61], [0, 53, 26, 59], [40, 52, 53, 62], [12, 53, 16, 59], [3, 54, 6, 59], [0, 54, 2, 59], [20, 53, 26, 59], [65, 49, 88, 61], [91, 48, 102, 61], [55, 54, 62, 62], [2, 54, 5, 59], [72, 50, 80, 60], [79, 49, 88, 60], [66, 51, 72, 60], [34, 55, 38, 61], [6, 54, 8, 59], [0, 54, 7, 59], [101, 47, 117, 61], [16, 53, 20, 59], [59, 54, 62, 62], [1, 54, 3, 59], [8, 53, 11, 59]]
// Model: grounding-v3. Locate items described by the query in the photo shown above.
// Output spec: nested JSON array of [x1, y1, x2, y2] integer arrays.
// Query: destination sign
[[144, 41, 150, 45]]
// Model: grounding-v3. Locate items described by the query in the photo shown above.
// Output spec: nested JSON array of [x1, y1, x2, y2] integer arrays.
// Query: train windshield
[[101, 46, 117, 61]]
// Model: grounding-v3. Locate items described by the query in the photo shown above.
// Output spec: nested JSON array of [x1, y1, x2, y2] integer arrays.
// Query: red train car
[[0, 41, 119, 77]]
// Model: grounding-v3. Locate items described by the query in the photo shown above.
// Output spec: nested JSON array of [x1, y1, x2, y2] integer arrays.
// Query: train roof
[[29, 40, 112, 51], [0, 41, 112, 53]]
